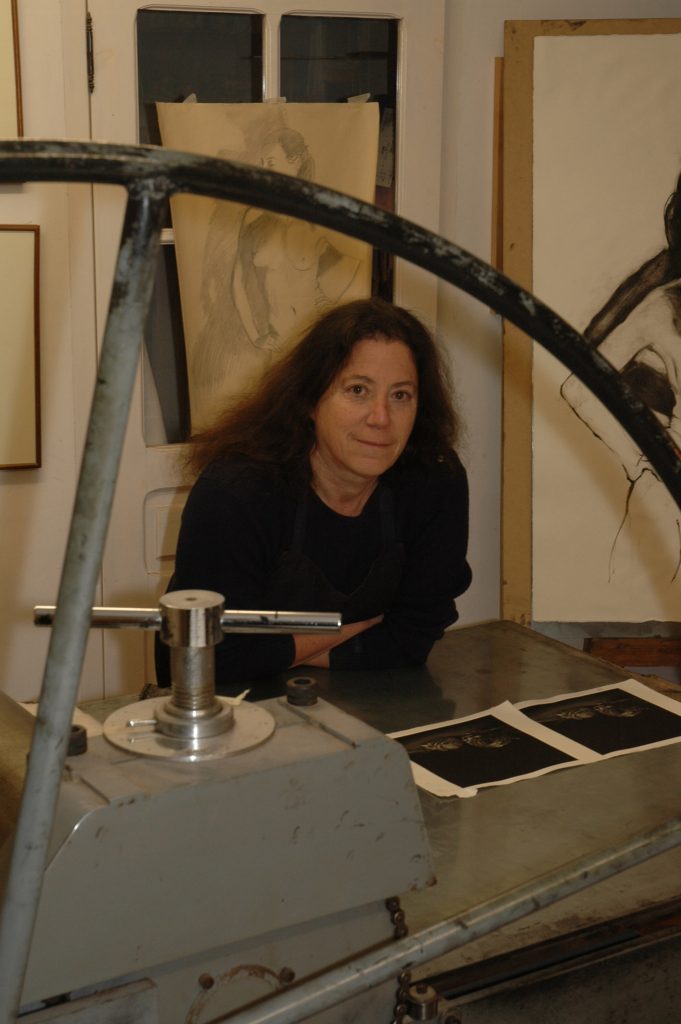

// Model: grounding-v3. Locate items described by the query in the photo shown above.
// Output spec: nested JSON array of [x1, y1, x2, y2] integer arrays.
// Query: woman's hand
[[292, 614, 384, 669]]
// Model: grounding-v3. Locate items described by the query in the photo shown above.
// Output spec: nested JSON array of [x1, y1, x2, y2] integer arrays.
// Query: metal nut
[[286, 676, 318, 706], [406, 981, 439, 1020]]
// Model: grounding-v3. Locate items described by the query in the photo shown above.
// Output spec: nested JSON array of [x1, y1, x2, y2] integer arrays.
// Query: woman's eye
[[393, 390, 413, 402], [348, 384, 366, 395]]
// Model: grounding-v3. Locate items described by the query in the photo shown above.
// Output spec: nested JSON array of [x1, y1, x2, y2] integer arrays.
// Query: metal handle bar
[[33, 605, 340, 634]]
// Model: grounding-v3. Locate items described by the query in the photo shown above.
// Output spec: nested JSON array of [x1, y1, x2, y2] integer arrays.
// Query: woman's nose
[[366, 396, 390, 426]]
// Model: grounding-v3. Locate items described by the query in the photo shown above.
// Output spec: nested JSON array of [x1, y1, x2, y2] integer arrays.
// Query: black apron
[[265, 483, 404, 623], [155, 482, 405, 688]]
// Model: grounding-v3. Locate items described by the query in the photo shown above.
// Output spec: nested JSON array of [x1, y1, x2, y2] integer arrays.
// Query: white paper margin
[[390, 701, 597, 800]]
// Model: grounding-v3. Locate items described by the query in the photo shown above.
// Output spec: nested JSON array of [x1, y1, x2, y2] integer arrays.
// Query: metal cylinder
[[406, 983, 439, 1021], [159, 590, 224, 648], [154, 646, 234, 740], [169, 647, 218, 714], [156, 590, 233, 741]]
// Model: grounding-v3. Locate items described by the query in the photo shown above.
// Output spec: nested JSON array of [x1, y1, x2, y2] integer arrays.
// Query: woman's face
[[261, 142, 302, 177], [311, 338, 418, 487]]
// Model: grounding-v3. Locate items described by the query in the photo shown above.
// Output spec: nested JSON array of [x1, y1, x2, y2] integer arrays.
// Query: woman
[[156, 297, 472, 693]]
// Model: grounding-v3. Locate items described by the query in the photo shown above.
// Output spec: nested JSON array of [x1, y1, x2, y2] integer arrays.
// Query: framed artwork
[[157, 101, 379, 432], [502, 19, 681, 630], [0, 0, 22, 136], [0, 226, 40, 468]]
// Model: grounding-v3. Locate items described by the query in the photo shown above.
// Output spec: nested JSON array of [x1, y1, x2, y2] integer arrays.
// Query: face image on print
[[522, 688, 681, 755], [401, 718, 515, 756], [397, 715, 574, 789]]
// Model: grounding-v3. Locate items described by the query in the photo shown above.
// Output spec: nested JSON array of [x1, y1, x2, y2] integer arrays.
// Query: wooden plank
[[584, 636, 681, 668]]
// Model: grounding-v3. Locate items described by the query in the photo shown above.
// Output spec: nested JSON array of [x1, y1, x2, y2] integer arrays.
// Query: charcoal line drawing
[[560, 172, 681, 584]]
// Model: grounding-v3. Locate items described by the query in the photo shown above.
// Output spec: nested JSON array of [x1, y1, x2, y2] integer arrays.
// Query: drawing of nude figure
[[232, 128, 361, 353], [190, 123, 363, 428]]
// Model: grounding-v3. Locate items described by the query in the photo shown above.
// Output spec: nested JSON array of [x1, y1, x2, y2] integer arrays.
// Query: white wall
[[438, 0, 681, 628], [0, 0, 102, 701]]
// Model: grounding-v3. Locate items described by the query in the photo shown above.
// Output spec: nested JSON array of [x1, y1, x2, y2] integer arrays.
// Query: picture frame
[[501, 18, 681, 631], [0, 0, 22, 136], [0, 226, 40, 469]]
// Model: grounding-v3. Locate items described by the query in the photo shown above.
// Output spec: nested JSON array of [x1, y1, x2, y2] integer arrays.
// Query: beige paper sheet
[[157, 102, 379, 431], [0, 228, 38, 467]]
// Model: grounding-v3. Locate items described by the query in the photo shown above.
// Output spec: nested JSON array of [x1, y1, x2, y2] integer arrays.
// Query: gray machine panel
[[16, 695, 432, 1006]]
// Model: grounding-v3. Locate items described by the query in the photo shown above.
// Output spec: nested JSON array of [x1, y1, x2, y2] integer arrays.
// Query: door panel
[[87, 0, 444, 696]]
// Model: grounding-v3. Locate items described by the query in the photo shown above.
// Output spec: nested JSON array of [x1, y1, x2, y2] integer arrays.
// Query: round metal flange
[[153, 695, 234, 740], [103, 697, 276, 762]]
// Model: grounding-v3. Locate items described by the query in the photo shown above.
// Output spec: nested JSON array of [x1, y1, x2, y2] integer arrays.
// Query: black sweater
[[157, 455, 471, 690]]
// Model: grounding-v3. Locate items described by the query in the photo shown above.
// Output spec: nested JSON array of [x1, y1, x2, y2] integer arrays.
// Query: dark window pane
[[144, 243, 189, 446], [280, 16, 396, 107], [135, 10, 263, 444], [280, 15, 398, 299], [137, 10, 263, 144]]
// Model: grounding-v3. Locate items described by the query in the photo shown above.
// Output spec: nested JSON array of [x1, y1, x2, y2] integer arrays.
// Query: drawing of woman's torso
[[239, 209, 361, 347]]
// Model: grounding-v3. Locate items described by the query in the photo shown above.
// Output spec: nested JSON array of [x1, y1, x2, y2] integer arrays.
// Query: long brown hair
[[187, 297, 461, 481]]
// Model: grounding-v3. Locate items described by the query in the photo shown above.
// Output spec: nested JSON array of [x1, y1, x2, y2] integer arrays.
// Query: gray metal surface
[[440, 929, 681, 1023], [188, 624, 681, 1024], [103, 695, 275, 760], [76, 623, 681, 1024], [218, 810, 681, 1024], [23, 981, 157, 1024], [82, 623, 681, 964], [19, 696, 432, 1007], [313, 622, 681, 971]]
